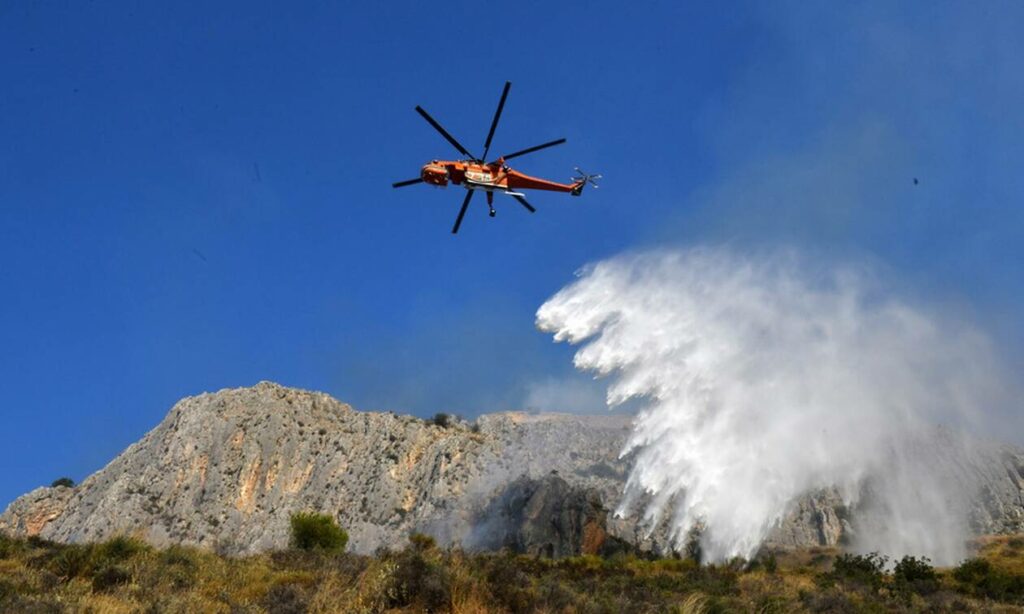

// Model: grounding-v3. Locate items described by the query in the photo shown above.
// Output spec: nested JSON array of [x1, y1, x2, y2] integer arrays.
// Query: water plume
[[536, 246, 1011, 564]]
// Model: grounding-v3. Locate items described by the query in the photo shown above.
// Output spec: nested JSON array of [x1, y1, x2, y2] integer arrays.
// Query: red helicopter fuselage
[[421, 158, 585, 196]]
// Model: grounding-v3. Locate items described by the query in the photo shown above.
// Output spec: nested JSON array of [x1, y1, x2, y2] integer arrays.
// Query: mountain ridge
[[3, 381, 1023, 557]]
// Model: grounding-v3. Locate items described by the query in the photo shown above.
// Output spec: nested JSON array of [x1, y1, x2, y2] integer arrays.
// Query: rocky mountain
[[2, 382, 1023, 557]]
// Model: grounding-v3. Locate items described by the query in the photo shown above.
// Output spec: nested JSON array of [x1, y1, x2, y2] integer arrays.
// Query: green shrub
[[391, 549, 451, 611], [50, 477, 75, 488], [158, 545, 200, 590], [408, 532, 437, 552], [829, 552, 887, 590], [0, 533, 21, 559], [261, 583, 309, 614], [289, 512, 348, 553], [92, 564, 131, 592], [48, 544, 94, 579], [690, 563, 740, 597], [953, 558, 1024, 600], [96, 535, 149, 563], [159, 544, 199, 569], [801, 587, 856, 612], [536, 576, 575, 611], [755, 594, 789, 614], [431, 413, 453, 428], [0, 592, 65, 613], [486, 554, 536, 612], [893, 555, 938, 595]]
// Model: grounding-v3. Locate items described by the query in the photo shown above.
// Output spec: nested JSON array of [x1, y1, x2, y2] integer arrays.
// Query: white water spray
[[536, 246, 1011, 564]]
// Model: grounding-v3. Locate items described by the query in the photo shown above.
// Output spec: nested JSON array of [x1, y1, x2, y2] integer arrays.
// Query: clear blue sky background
[[2, 2, 1022, 507]]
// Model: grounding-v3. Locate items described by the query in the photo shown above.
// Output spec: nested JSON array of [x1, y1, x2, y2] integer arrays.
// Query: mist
[[536, 245, 1018, 564]]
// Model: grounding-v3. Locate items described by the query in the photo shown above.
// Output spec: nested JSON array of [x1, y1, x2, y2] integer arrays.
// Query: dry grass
[[2, 532, 1024, 612], [974, 534, 1024, 573]]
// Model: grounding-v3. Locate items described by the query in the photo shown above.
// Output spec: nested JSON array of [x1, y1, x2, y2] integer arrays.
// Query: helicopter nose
[[421, 164, 448, 186]]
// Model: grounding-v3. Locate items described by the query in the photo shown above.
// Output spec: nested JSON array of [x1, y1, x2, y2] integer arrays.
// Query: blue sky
[[2, 2, 1022, 507]]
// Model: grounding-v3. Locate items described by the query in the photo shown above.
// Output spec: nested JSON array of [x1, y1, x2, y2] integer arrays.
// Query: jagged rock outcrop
[[0, 383, 632, 555], [2, 382, 1023, 557], [763, 489, 850, 550], [0, 485, 75, 538], [472, 474, 615, 557]]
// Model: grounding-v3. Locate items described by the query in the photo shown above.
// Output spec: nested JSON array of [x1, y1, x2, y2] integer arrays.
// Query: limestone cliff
[[0, 383, 631, 554], [2, 382, 1023, 556]]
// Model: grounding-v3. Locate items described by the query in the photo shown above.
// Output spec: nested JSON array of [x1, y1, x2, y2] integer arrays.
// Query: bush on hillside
[[893, 555, 939, 595], [953, 558, 1024, 600], [92, 564, 131, 592], [825, 552, 887, 590], [96, 535, 149, 563], [289, 512, 348, 553], [408, 532, 437, 552], [0, 534, 21, 559], [262, 582, 310, 614], [48, 543, 94, 579], [391, 547, 451, 611], [50, 477, 75, 488]]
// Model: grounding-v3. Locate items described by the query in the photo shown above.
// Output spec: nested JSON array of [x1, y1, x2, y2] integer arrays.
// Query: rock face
[[0, 485, 75, 538], [473, 474, 613, 558], [0, 383, 633, 555], [2, 382, 1023, 557], [762, 489, 851, 550], [965, 446, 1024, 534]]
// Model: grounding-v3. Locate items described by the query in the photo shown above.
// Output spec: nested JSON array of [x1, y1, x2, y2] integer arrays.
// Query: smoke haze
[[537, 246, 1017, 564]]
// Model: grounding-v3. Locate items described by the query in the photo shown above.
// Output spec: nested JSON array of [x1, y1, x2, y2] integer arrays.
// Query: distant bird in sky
[[192, 248, 208, 263], [913, 178, 919, 185]]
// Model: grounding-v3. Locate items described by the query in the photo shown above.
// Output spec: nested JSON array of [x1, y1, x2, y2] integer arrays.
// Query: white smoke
[[522, 375, 609, 414], [536, 246, 1013, 564]]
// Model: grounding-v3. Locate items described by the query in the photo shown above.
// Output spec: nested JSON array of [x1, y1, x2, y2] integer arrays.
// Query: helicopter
[[392, 81, 600, 234]]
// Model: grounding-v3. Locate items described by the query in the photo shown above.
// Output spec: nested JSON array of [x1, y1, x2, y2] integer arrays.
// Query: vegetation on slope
[[2, 531, 1024, 613], [289, 513, 349, 554]]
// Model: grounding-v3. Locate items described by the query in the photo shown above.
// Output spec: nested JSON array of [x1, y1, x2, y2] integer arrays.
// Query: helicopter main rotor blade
[[511, 194, 536, 213], [451, 189, 475, 234], [415, 106, 475, 159], [392, 178, 424, 188], [480, 81, 511, 162], [497, 138, 567, 162]]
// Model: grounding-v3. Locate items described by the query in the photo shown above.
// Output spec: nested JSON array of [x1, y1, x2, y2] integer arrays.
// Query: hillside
[[2, 533, 1024, 612], [2, 382, 1024, 558]]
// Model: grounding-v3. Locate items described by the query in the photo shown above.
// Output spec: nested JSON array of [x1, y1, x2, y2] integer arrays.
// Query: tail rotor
[[571, 167, 601, 195]]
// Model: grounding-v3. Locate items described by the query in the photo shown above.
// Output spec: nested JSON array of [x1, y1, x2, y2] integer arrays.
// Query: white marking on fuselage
[[464, 179, 499, 192]]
